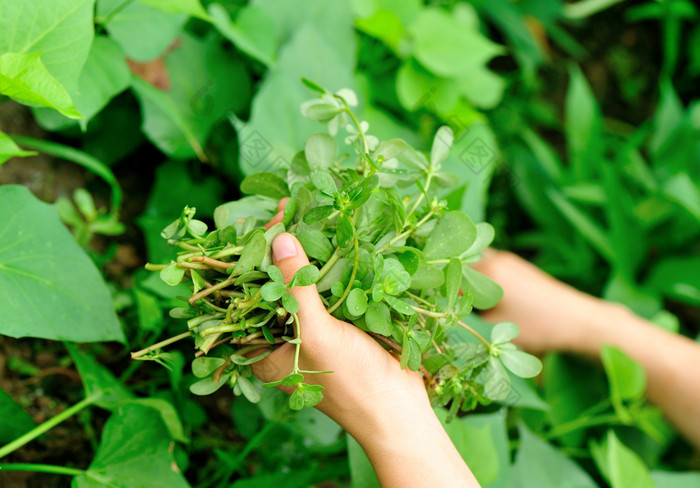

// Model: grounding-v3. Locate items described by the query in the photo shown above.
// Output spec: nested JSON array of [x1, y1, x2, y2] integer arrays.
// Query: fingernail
[[272, 233, 297, 262]]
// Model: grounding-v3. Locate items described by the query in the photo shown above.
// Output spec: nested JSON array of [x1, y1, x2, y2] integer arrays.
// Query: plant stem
[[189, 276, 234, 304], [343, 106, 369, 154], [545, 414, 622, 439], [327, 220, 359, 314], [190, 256, 236, 269], [291, 313, 302, 374], [411, 306, 449, 318], [407, 172, 433, 218], [0, 463, 85, 476], [131, 331, 191, 359], [456, 320, 491, 350], [376, 210, 434, 253], [0, 397, 94, 459], [317, 248, 340, 280]]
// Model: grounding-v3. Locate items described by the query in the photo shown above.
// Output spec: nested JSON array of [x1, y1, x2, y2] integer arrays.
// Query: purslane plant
[[134, 80, 542, 417]]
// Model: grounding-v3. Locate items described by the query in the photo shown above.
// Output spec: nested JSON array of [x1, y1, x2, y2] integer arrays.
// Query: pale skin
[[251, 201, 479, 488], [472, 249, 700, 451]]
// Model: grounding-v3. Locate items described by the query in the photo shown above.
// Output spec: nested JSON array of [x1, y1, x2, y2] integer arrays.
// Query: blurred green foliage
[[1, 0, 699, 486]]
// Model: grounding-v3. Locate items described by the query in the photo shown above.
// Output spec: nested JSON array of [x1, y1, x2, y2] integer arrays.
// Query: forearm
[[568, 300, 700, 449], [345, 399, 480, 488]]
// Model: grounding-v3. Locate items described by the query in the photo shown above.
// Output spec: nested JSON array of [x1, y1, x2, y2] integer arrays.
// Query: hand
[[471, 249, 601, 355], [253, 202, 479, 488]]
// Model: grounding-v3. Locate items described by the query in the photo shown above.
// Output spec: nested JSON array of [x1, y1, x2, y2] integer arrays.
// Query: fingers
[[272, 233, 326, 323], [264, 198, 291, 229]]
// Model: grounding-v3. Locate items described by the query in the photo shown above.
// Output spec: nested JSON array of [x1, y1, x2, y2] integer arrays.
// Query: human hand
[[253, 202, 429, 440], [248, 202, 480, 487], [471, 249, 602, 355]]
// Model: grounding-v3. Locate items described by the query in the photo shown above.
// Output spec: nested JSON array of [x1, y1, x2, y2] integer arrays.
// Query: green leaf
[[160, 261, 185, 286], [0, 130, 35, 165], [305, 133, 336, 169], [190, 374, 231, 395], [98, 0, 187, 62], [310, 169, 337, 196], [594, 430, 656, 488], [491, 322, 519, 344], [430, 126, 453, 167], [289, 387, 305, 410], [73, 404, 190, 488], [191, 357, 226, 378], [209, 3, 277, 66], [237, 376, 261, 403], [483, 358, 510, 402], [62, 36, 131, 128], [510, 424, 598, 488], [231, 231, 266, 276], [214, 195, 277, 229], [297, 228, 334, 261], [240, 172, 290, 199], [292, 265, 320, 287], [410, 264, 445, 290], [365, 301, 392, 335], [267, 264, 284, 284], [384, 295, 415, 315], [445, 258, 462, 309], [282, 197, 298, 227], [0, 53, 81, 118], [0, 0, 94, 92], [498, 349, 542, 378], [601, 345, 646, 420], [282, 291, 300, 314], [66, 344, 132, 407], [651, 470, 700, 488], [436, 410, 507, 486], [0, 386, 35, 444], [461, 267, 503, 310], [131, 33, 251, 159], [261, 281, 287, 301], [302, 387, 323, 408], [336, 214, 354, 248], [303, 205, 334, 224], [138, 0, 209, 19], [382, 258, 411, 295], [565, 65, 602, 177], [423, 211, 477, 260], [0, 186, 124, 343], [346, 288, 368, 316]]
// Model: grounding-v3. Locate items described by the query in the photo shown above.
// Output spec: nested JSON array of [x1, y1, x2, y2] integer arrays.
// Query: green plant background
[[1, 0, 699, 486]]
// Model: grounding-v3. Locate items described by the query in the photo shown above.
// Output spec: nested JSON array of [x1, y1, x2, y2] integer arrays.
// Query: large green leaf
[[32, 36, 131, 130], [347, 433, 381, 488], [237, 0, 356, 174], [436, 409, 506, 486], [0, 130, 35, 165], [592, 431, 656, 488], [509, 425, 597, 488], [138, 0, 209, 19], [0, 0, 94, 92], [565, 65, 602, 178], [407, 7, 504, 78], [131, 32, 251, 160], [601, 345, 646, 422], [0, 52, 81, 118], [651, 470, 700, 488], [72, 404, 190, 488], [209, 3, 278, 66], [0, 386, 35, 444], [0, 186, 124, 343], [97, 0, 187, 62]]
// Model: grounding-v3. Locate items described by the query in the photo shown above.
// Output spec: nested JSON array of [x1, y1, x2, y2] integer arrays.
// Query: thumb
[[272, 233, 327, 323]]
